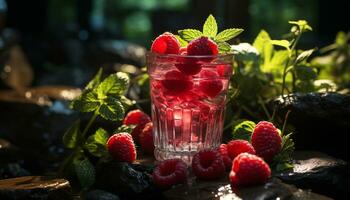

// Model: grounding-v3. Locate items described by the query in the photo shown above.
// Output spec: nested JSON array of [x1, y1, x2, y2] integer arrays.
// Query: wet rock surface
[[276, 151, 350, 199], [163, 178, 332, 200], [270, 92, 350, 160], [0, 176, 72, 200], [95, 158, 162, 200], [86, 189, 120, 200]]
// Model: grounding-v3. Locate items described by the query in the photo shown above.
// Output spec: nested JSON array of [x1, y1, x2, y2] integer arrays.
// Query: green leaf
[[295, 64, 317, 80], [296, 49, 315, 63], [98, 97, 125, 121], [174, 35, 188, 47], [215, 28, 244, 42], [63, 120, 81, 148], [253, 30, 274, 66], [231, 120, 256, 142], [120, 95, 135, 110], [85, 128, 109, 157], [273, 133, 295, 171], [335, 31, 347, 46], [178, 29, 202, 42], [70, 91, 100, 112], [85, 68, 103, 90], [116, 124, 136, 134], [96, 72, 130, 98], [262, 50, 289, 75], [217, 42, 231, 53], [271, 40, 290, 51], [203, 14, 218, 38], [73, 156, 95, 191], [289, 20, 312, 32]]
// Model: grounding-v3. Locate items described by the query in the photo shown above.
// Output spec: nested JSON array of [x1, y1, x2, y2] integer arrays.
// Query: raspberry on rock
[[219, 144, 233, 171], [251, 121, 282, 162], [151, 32, 180, 54], [227, 139, 256, 160], [199, 70, 223, 98], [192, 149, 225, 180], [152, 159, 188, 188], [107, 133, 137, 163], [229, 153, 271, 187], [140, 122, 154, 154], [161, 70, 193, 95], [123, 109, 151, 143], [187, 36, 218, 56]]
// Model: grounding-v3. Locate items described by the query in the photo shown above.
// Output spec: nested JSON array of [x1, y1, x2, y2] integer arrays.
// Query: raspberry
[[175, 57, 202, 75], [179, 47, 187, 54], [227, 139, 256, 160], [199, 70, 223, 98], [187, 36, 218, 56], [151, 32, 180, 54], [152, 159, 188, 188], [251, 121, 282, 162], [107, 133, 136, 163], [216, 64, 232, 77], [139, 122, 154, 154], [161, 70, 193, 95], [191, 150, 225, 180], [229, 153, 271, 186], [123, 109, 151, 143], [219, 144, 232, 171]]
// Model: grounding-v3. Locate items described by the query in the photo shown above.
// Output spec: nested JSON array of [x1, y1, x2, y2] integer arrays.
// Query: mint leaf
[[85, 128, 109, 157], [85, 68, 103, 90], [203, 14, 218, 38], [70, 91, 100, 112], [271, 40, 290, 51], [218, 42, 231, 53], [253, 30, 274, 65], [296, 48, 315, 63], [116, 124, 136, 134], [98, 97, 124, 121], [174, 34, 188, 47], [215, 28, 244, 42], [231, 120, 256, 142], [273, 132, 295, 171], [178, 29, 202, 42], [120, 96, 135, 110], [289, 20, 312, 32], [295, 64, 317, 80], [63, 120, 81, 148], [96, 72, 130, 98], [74, 156, 95, 191]]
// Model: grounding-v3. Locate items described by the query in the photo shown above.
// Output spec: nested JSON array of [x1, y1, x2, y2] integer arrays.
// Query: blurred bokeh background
[[0, 0, 349, 90]]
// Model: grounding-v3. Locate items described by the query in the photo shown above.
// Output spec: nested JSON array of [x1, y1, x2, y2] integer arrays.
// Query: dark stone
[[0, 163, 30, 179], [0, 139, 21, 164], [163, 177, 332, 200], [95, 158, 162, 199], [0, 87, 81, 175], [270, 92, 350, 160], [86, 190, 120, 200], [0, 176, 72, 200], [276, 151, 350, 199]]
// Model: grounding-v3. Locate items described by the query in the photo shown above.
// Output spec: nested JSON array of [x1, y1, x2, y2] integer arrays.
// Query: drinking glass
[[147, 52, 233, 163]]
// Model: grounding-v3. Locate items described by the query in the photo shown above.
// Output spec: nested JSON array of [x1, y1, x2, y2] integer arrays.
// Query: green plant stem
[[58, 112, 98, 176], [281, 30, 303, 96], [257, 95, 271, 120], [281, 110, 291, 136]]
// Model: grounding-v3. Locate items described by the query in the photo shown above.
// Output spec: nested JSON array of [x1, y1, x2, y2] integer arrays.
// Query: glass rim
[[146, 51, 234, 59]]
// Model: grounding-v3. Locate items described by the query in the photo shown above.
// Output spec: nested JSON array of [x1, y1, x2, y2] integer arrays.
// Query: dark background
[[1, 0, 349, 87]]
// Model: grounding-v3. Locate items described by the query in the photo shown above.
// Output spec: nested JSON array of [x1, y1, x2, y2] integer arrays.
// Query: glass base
[[154, 146, 217, 165]]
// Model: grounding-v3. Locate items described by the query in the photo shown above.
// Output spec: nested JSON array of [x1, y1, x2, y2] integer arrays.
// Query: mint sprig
[[177, 14, 244, 53], [203, 14, 218, 38], [60, 68, 133, 191]]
